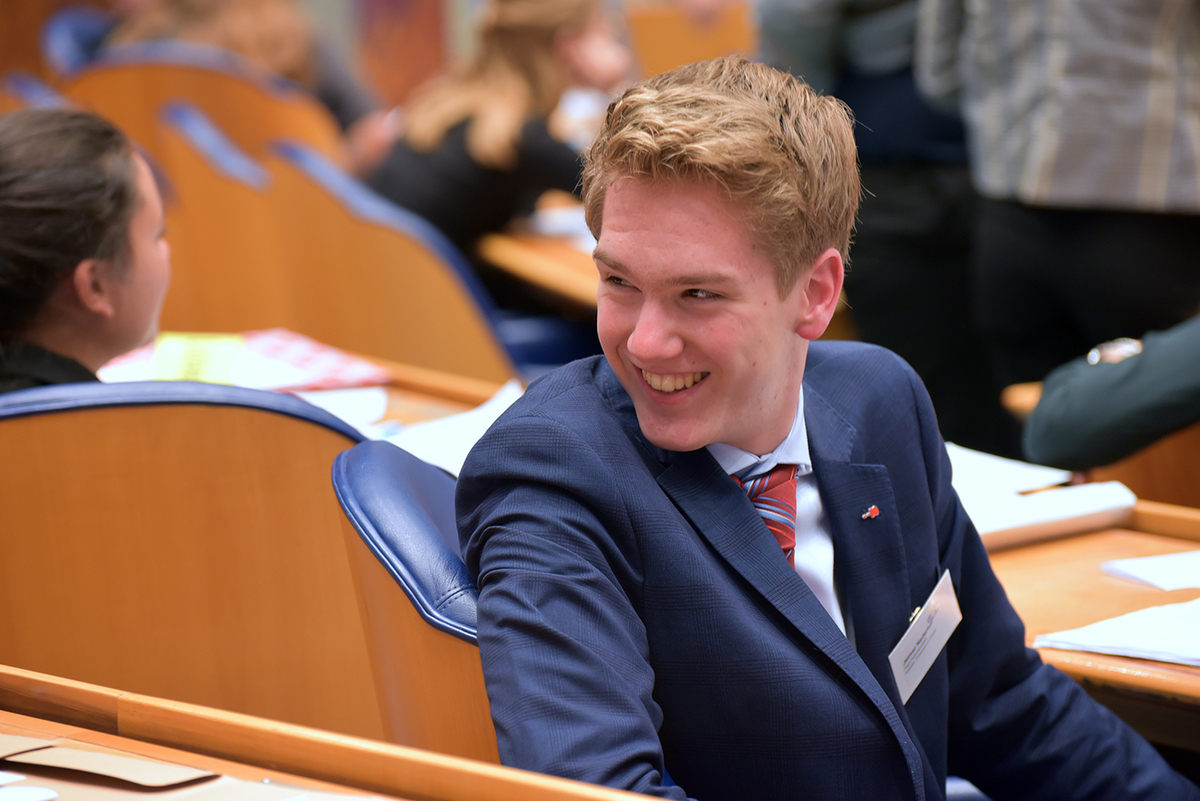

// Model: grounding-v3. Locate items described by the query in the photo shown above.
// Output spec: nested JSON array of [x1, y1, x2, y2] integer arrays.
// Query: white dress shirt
[[707, 390, 848, 637]]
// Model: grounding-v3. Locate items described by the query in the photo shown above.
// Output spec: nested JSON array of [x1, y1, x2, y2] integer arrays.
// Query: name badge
[[888, 569, 962, 704]]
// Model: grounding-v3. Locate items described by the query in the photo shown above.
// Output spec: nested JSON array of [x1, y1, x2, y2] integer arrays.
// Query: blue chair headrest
[[0, 380, 363, 443], [332, 440, 478, 643]]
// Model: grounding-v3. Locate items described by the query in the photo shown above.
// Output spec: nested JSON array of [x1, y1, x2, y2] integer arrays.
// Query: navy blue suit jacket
[[457, 343, 1197, 801]]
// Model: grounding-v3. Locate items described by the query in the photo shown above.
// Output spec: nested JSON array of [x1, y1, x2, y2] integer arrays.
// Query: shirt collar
[[706, 388, 812, 480]]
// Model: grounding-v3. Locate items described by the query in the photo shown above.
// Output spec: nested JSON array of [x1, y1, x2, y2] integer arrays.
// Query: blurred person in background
[[366, 0, 630, 256], [917, 0, 1200, 390]]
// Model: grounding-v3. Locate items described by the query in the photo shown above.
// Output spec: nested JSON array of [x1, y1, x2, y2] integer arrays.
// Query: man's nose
[[626, 301, 683, 361]]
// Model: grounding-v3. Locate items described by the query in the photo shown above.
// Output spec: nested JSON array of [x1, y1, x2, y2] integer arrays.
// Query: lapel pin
[[861, 505, 880, 520]]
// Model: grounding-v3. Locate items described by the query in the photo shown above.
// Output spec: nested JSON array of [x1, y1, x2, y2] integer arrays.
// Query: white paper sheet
[[0, 788, 57, 801], [384, 380, 524, 476], [946, 444, 1136, 549], [1032, 597, 1200, 666], [294, 387, 390, 435], [1102, 550, 1200, 591], [527, 205, 596, 254]]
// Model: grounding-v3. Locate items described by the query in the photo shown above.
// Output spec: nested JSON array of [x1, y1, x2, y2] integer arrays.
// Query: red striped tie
[[733, 464, 799, 568]]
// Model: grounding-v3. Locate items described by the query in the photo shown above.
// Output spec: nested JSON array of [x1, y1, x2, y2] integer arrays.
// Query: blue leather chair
[[1, 71, 67, 108], [0, 380, 392, 742], [39, 4, 117, 76], [332, 440, 499, 762]]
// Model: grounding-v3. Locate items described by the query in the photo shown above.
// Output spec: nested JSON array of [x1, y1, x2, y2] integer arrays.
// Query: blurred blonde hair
[[108, 0, 317, 87], [403, 0, 599, 170], [583, 56, 860, 296]]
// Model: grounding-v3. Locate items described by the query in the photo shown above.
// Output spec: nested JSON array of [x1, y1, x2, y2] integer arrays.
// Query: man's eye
[[685, 288, 719, 299], [606, 275, 633, 288]]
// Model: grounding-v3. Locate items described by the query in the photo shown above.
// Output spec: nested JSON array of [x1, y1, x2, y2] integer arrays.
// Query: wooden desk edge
[[476, 234, 597, 309], [369, 356, 509, 407], [1009, 500, 1200, 747], [1129, 500, 1200, 543], [0, 664, 643, 801]]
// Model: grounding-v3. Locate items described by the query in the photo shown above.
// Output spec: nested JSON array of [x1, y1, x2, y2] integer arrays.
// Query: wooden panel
[[62, 58, 347, 167], [342, 518, 499, 763], [0, 664, 648, 801], [1091, 420, 1200, 508], [151, 111, 290, 334], [625, 1, 757, 78], [0, 403, 385, 741], [0, 0, 94, 82], [358, 0, 446, 107], [262, 152, 519, 384]]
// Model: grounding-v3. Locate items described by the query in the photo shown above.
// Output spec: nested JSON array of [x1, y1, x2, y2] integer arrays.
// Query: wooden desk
[[477, 232, 599, 312], [0, 664, 645, 801], [371, 356, 504, 424], [989, 501, 1200, 751]]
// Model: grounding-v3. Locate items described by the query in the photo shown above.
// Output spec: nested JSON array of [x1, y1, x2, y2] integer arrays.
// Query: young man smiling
[[455, 57, 1199, 801]]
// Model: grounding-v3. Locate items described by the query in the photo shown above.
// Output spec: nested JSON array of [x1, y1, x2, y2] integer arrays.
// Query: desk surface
[[0, 665, 644, 801], [0, 709, 384, 799], [371, 356, 503, 424], [989, 502, 1200, 751]]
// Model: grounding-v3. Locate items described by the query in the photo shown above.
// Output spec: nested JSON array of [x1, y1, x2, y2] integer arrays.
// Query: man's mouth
[[642, 370, 709, 393]]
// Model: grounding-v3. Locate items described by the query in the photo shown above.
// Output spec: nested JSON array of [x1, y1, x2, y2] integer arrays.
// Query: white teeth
[[642, 370, 707, 393]]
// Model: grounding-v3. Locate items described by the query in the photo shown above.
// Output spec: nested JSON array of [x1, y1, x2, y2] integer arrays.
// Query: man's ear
[[71, 257, 117, 318], [794, 247, 845, 341]]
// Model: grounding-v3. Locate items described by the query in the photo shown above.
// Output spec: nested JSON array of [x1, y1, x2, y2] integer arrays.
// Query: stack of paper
[[99, 329, 392, 392], [946, 443, 1137, 550], [1032, 598, 1200, 666], [384, 380, 524, 476], [1101, 550, 1200, 591]]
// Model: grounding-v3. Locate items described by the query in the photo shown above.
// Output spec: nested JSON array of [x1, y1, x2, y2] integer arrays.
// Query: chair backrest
[[263, 137, 521, 384], [152, 101, 292, 333], [40, 3, 116, 76], [0, 381, 389, 741], [332, 440, 499, 763], [148, 102, 519, 383], [60, 42, 347, 168], [1, 70, 67, 109], [624, 0, 757, 78]]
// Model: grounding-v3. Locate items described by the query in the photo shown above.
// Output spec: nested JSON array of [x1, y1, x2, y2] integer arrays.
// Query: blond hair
[[108, 0, 317, 87], [403, 0, 598, 170], [582, 56, 859, 296]]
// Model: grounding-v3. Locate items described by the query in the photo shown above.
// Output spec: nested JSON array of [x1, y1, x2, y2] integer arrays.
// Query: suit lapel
[[605, 360, 925, 797]]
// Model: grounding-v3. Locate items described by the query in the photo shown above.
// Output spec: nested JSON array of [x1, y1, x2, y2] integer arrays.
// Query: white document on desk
[[946, 444, 1137, 550], [1102, 550, 1200, 591], [1032, 597, 1200, 667], [384, 380, 524, 476]]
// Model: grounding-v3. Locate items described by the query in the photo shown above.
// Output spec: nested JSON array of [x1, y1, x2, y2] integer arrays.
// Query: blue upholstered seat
[[331, 440, 497, 761], [0, 379, 360, 435], [332, 439, 477, 642]]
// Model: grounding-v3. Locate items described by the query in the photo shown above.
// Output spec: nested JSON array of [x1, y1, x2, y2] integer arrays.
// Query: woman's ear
[[794, 247, 845, 341], [71, 257, 118, 318]]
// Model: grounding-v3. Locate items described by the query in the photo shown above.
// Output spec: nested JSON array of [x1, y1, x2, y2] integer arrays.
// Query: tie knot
[[732, 464, 799, 568], [733, 463, 798, 499]]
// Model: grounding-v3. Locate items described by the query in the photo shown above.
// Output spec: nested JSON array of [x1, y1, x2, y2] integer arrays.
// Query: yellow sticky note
[[151, 332, 244, 384]]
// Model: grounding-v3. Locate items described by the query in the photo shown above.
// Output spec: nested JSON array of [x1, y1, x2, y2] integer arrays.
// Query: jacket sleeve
[[1022, 315, 1200, 470], [905, 365, 1200, 800], [457, 412, 691, 800]]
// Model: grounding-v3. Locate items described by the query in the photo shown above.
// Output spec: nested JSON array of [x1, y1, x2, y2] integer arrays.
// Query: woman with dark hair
[[0, 108, 171, 393]]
